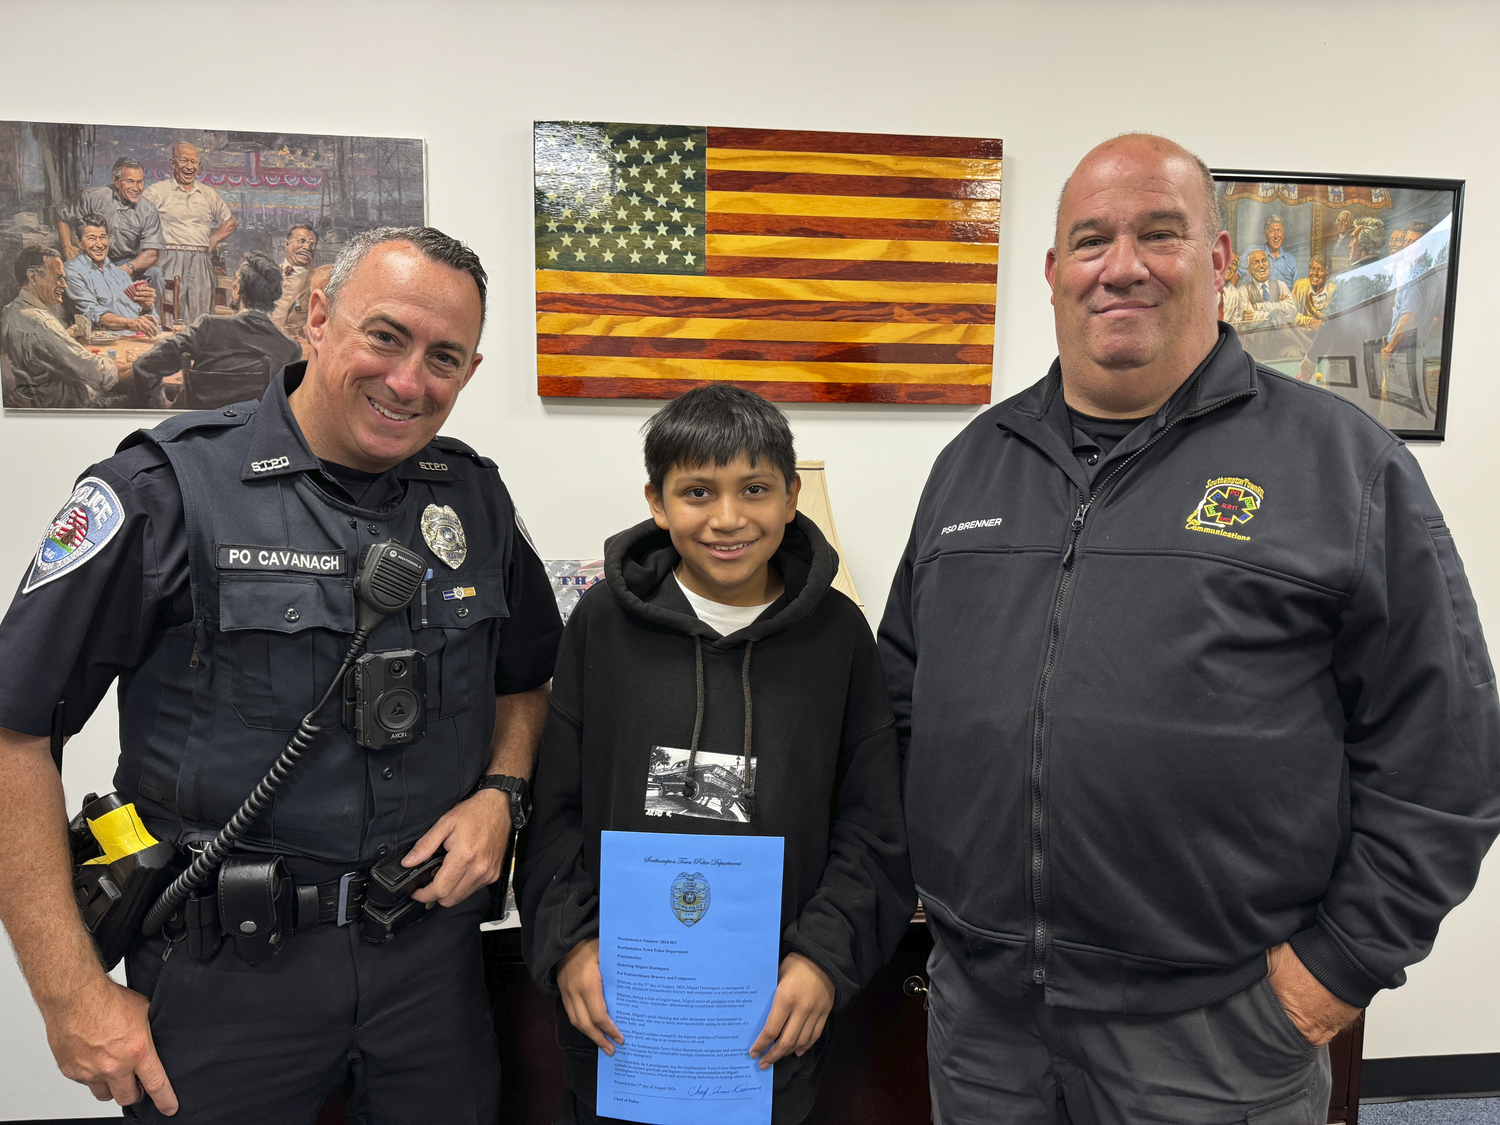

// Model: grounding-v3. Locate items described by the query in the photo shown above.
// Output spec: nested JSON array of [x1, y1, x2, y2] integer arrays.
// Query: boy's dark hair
[[643, 384, 797, 493]]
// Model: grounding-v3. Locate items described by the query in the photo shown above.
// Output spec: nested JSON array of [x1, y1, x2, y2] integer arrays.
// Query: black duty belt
[[297, 870, 368, 931], [177, 868, 369, 960]]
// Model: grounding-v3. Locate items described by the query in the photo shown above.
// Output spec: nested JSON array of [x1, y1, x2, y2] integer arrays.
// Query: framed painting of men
[[1211, 171, 1462, 440], [0, 120, 424, 412]]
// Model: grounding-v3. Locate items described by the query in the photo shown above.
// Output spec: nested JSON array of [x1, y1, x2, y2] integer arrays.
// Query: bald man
[[879, 134, 1500, 1124], [144, 142, 237, 324]]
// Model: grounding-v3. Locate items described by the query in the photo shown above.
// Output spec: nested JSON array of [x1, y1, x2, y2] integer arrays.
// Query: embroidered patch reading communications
[[1186, 477, 1264, 542]]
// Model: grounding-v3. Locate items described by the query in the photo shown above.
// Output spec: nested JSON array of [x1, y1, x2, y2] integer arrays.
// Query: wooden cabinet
[[1327, 1013, 1365, 1125]]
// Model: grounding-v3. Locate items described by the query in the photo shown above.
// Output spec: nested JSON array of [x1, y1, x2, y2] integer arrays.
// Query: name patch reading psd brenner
[[216, 545, 347, 574]]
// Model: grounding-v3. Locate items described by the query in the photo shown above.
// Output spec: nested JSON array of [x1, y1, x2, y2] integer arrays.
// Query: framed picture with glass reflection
[[1211, 171, 1462, 440]]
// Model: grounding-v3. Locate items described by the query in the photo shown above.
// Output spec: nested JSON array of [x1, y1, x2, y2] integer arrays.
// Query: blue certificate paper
[[598, 830, 784, 1125]]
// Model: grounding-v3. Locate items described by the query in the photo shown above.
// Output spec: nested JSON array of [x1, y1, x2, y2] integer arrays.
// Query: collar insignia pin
[[421, 504, 467, 569]]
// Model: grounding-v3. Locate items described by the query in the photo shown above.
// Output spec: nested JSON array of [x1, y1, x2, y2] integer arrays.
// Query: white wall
[[2, 0, 1497, 1115]]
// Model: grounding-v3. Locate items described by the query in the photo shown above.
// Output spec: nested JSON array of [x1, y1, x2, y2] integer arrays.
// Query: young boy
[[519, 385, 915, 1125]]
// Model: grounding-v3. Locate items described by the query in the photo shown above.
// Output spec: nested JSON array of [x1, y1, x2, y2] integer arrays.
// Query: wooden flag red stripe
[[705, 257, 996, 284], [534, 292, 997, 324], [538, 375, 991, 404], [704, 128, 1003, 161], [537, 333, 992, 365], [705, 170, 1002, 201], [704, 213, 998, 243]]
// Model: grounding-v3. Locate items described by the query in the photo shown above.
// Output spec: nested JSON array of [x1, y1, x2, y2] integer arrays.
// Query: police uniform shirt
[[0, 366, 563, 838]]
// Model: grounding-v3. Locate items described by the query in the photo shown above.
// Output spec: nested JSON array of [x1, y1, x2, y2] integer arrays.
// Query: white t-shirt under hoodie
[[672, 572, 775, 637]]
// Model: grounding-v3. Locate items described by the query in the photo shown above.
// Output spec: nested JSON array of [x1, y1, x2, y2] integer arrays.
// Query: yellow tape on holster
[[83, 803, 160, 865]]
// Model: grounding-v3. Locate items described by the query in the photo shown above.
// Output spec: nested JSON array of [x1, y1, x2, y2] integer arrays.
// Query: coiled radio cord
[[140, 625, 372, 938]]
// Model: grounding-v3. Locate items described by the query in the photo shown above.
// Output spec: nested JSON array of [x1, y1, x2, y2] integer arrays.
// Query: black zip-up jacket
[[878, 327, 1500, 1015], [521, 513, 915, 1122]]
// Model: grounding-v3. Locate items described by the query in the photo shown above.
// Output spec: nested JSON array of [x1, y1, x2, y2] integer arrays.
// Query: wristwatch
[[472, 774, 532, 829]]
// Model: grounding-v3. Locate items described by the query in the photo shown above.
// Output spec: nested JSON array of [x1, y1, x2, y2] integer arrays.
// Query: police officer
[[0, 226, 563, 1122]]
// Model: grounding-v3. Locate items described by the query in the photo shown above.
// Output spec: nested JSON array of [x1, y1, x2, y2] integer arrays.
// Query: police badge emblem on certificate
[[24, 477, 126, 593], [669, 871, 711, 927], [421, 504, 467, 569]]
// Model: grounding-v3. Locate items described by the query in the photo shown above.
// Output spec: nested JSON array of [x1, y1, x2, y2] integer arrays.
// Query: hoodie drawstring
[[683, 636, 705, 799], [740, 641, 756, 816], [680, 636, 757, 818]]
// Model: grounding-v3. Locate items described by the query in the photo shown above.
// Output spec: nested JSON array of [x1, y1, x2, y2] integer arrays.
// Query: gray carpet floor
[[1361, 1098, 1500, 1123]]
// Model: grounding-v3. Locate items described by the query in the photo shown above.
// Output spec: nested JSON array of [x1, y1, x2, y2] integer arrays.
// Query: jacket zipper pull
[[1061, 502, 1087, 569], [189, 617, 207, 668]]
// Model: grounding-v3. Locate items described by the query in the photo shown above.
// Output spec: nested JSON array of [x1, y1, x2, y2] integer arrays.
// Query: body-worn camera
[[343, 649, 426, 750]]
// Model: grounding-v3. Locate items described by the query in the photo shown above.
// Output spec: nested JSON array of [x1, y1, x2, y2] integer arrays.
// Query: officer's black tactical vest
[[115, 402, 516, 875]]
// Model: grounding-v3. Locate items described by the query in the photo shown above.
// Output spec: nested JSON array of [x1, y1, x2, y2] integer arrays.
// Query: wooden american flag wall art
[[533, 122, 1002, 404]]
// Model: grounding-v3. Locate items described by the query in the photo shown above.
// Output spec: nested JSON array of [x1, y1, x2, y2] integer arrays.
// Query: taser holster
[[69, 793, 179, 971]]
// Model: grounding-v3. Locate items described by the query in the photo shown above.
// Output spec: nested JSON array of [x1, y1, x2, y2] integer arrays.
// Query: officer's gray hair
[[324, 226, 488, 334], [111, 157, 144, 179], [1054, 135, 1222, 249]]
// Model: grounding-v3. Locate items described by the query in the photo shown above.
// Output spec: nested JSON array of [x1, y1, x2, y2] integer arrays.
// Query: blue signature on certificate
[[688, 1084, 761, 1100]]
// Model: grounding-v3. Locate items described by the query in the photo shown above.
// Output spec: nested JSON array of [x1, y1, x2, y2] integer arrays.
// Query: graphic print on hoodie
[[644, 744, 755, 823]]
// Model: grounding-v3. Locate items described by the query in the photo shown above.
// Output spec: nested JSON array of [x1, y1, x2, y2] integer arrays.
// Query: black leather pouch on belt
[[218, 854, 294, 964], [182, 891, 222, 960]]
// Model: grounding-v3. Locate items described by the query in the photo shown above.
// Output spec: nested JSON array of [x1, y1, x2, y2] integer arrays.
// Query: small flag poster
[[534, 122, 1001, 404]]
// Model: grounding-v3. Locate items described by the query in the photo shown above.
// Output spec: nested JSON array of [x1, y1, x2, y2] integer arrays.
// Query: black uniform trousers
[[124, 889, 499, 1124]]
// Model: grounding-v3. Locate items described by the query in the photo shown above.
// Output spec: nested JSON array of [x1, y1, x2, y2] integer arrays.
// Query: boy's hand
[[557, 938, 625, 1055], [749, 952, 835, 1070]]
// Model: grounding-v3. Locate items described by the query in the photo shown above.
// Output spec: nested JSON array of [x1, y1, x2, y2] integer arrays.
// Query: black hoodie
[[520, 512, 915, 1123]]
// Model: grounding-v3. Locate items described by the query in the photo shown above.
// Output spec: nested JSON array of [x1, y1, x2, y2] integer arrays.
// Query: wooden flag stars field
[[534, 121, 1002, 404]]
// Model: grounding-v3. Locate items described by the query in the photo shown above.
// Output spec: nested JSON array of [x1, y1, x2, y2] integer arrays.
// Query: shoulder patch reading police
[[24, 477, 126, 593], [421, 504, 467, 569], [1186, 477, 1264, 542], [216, 546, 347, 575]]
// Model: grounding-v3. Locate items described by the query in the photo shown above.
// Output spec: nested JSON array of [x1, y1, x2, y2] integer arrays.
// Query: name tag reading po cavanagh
[[216, 545, 347, 575]]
